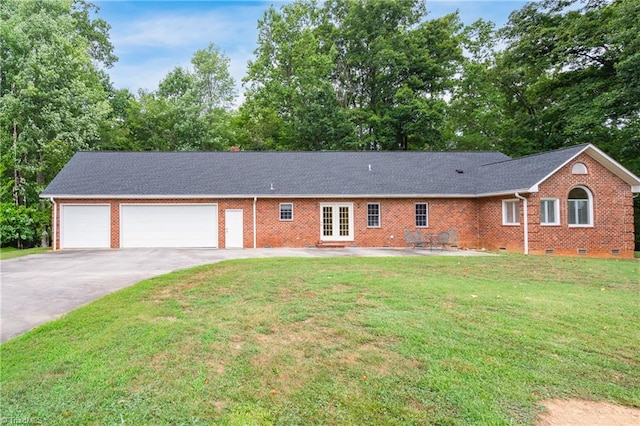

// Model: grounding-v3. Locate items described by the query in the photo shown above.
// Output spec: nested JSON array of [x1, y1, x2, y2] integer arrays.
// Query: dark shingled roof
[[40, 145, 595, 198], [476, 144, 590, 194]]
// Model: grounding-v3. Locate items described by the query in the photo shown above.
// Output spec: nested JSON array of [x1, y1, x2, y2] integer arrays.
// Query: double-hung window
[[502, 200, 520, 225], [540, 198, 559, 225], [415, 203, 428, 227], [279, 203, 293, 221], [367, 203, 380, 228]]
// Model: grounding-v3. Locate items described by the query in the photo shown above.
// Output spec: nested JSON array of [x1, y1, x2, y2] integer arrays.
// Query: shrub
[[0, 202, 49, 248]]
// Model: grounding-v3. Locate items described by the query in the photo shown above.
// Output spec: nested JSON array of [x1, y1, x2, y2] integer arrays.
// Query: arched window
[[567, 186, 593, 226], [571, 162, 588, 175]]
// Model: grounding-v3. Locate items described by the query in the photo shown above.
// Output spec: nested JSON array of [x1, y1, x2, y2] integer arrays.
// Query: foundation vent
[[611, 249, 621, 255], [545, 249, 554, 255], [577, 248, 588, 255], [499, 247, 507, 252]]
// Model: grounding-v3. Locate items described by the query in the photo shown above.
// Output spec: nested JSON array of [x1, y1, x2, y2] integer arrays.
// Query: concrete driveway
[[1, 247, 485, 342]]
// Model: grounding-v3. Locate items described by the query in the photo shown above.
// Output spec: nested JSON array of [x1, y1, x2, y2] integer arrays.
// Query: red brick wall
[[254, 198, 479, 248], [530, 154, 635, 257], [53, 197, 480, 250], [478, 196, 525, 253], [478, 153, 636, 258]]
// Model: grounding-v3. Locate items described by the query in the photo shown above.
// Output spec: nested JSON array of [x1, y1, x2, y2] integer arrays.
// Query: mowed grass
[[0, 246, 49, 260], [1, 255, 638, 425]]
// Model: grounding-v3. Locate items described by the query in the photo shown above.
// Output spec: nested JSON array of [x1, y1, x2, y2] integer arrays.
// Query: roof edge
[[525, 144, 591, 191], [582, 144, 640, 188], [40, 193, 482, 200], [529, 144, 640, 190], [475, 189, 533, 198]]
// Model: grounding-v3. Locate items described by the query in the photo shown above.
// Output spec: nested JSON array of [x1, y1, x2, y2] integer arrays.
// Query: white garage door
[[61, 205, 111, 249], [120, 204, 218, 248]]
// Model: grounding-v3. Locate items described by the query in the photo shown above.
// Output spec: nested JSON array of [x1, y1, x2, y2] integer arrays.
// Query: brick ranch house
[[41, 143, 640, 258]]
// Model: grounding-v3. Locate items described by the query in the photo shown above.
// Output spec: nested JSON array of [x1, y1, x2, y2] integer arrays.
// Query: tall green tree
[[497, 0, 640, 164], [322, 0, 462, 150], [242, 0, 463, 151], [242, 1, 356, 150], [113, 45, 237, 152], [95, 86, 137, 151], [445, 20, 507, 151], [191, 43, 236, 113], [0, 0, 115, 207]]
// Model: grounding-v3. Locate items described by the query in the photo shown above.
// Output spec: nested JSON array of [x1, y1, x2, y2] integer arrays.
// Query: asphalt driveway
[[1, 247, 485, 342]]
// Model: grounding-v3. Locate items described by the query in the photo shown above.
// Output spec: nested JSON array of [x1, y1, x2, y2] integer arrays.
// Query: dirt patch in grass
[[250, 316, 407, 398], [536, 399, 640, 425]]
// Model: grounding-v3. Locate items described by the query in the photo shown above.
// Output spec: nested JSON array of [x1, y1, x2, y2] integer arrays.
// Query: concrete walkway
[[0, 247, 487, 342]]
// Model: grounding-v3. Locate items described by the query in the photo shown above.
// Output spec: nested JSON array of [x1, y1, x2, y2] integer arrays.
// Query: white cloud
[[111, 6, 262, 52], [107, 57, 185, 94], [104, 2, 267, 106]]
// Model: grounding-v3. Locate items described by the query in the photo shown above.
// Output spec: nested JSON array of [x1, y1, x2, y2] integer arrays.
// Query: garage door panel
[[61, 205, 111, 249], [121, 205, 218, 248]]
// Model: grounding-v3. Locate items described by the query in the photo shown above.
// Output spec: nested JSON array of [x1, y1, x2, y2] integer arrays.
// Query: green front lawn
[[0, 246, 49, 260], [1, 255, 638, 424]]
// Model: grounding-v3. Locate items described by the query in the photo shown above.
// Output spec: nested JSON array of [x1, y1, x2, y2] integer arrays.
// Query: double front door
[[320, 203, 353, 241]]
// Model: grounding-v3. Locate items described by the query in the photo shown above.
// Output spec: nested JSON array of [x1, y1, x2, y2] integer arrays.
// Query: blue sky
[[94, 1, 527, 105]]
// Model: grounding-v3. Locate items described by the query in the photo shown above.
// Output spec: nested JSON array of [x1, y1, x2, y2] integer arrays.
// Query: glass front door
[[320, 203, 353, 241]]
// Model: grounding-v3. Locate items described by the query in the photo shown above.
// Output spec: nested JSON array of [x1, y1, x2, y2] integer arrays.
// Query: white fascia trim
[[41, 194, 239, 199], [41, 193, 483, 199], [476, 189, 532, 198], [584, 144, 640, 187], [632, 185, 640, 193], [272, 193, 480, 199]]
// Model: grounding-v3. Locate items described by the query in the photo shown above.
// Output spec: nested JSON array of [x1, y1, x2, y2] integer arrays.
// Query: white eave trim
[[586, 144, 640, 187], [41, 193, 482, 200], [475, 189, 533, 198]]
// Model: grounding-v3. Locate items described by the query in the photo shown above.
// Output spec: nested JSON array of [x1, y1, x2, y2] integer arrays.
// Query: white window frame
[[367, 203, 380, 228], [502, 199, 520, 225], [568, 186, 593, 227], [279, 203, 293, 221], [571, 162, 588, 175], [540, 198, 560, 226], [415, 203, 429, 228], [320, 202, 354, 241]]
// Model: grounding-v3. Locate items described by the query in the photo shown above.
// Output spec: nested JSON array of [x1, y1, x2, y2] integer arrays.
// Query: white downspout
[[515, 193, 528, 255], [253, 197, 257, 249], [50, 197, 57, 251], [633, 194, 639, 253]]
